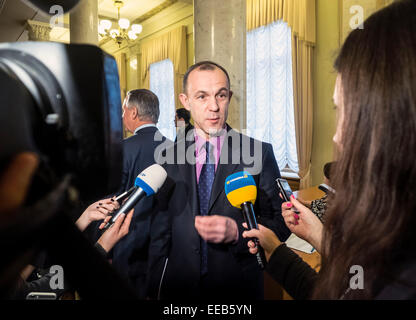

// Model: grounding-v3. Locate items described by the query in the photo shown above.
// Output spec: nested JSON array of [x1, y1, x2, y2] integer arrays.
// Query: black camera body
[[0, 42, 123, 202]]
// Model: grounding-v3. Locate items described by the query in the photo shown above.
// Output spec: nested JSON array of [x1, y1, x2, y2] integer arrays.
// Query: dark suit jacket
[[147, 125, 291, 300], [175, 124, 194, 142], [111, 126, 166, 299]]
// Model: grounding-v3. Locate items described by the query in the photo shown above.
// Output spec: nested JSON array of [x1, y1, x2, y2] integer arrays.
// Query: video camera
[[0, 0, 137, 299], [0, 41, 123, 202]]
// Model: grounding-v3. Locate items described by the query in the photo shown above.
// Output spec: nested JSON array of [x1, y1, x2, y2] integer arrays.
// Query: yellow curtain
[[114, 52, 127, 103], [139, 26, 188, 110], [247, 0, 315, 44], [292, 36, 313, 188], [376, 0, 395, 9], [247, 0, 315, 188]]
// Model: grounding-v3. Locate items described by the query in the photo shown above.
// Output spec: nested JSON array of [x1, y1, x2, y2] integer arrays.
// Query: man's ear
[[130, 107, 138, 119], [179, 93, 190, 111]]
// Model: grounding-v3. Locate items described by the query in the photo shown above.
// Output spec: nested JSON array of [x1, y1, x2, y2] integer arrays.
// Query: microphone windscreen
[[134, 164, 167, 196], [224, 171, 257, 208]]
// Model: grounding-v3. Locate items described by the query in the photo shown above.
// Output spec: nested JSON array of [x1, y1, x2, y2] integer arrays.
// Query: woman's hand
[[282, 195, 323, 253], [97, 209, 133, 253], [242, 223, 282, 262], [75, 197, 119, 232]]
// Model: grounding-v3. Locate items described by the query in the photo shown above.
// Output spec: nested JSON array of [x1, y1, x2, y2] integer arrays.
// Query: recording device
[[0, 0, 138, 299], [26, 292, 57, 300], [276, 178, 299, 213], [103, 164, 167, 230], [115, 186, 136, 204], [318, 184, 329, 193], [276, 178, 295, 202], [225, 171, 267, 269], [0, 41, 123, 201], [318, 183, 335, 194]]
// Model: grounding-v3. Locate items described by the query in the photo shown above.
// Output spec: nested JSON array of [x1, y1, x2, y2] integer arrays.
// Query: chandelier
[[98, 0, 143, 47]]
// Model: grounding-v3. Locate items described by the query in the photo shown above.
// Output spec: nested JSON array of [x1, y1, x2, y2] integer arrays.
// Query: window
[[150, 59, 176, 141], [246, 20, 299, 174]]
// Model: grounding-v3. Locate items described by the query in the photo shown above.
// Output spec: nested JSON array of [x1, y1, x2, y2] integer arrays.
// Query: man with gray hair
[[112, 88, 166, 298], [122, 89, 160, 133]]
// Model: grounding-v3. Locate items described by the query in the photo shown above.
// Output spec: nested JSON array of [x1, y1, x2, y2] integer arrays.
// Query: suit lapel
[[178, 138, 199, 216]]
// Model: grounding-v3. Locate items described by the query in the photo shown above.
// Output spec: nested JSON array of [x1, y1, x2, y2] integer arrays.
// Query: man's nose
[[207, 96, 220, 111]]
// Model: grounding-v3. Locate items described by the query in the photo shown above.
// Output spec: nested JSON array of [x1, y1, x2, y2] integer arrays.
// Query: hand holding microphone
[[242, 222, 282, 262], [75, 197, 120, 232], [224, 171, 267, 269], [114, 185, 136, 204], [102, 164, 167, 230], [98, 209, 134, 253]]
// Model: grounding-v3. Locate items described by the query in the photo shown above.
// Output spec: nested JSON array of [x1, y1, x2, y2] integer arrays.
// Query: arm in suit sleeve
[[145, 174, 175, 299], [255, 143, 291, 241], [118, 142, 131, 194], [266, 244, 318, 300]]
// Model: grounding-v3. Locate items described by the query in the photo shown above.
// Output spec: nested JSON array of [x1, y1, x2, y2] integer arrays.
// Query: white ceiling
[[98, 0, 166, 21]]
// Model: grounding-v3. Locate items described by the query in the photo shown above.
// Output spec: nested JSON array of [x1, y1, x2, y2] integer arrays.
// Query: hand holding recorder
[[277, 178, 323, 253]]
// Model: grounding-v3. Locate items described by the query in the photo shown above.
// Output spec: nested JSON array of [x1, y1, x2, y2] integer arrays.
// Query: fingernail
[[295, 220, 299, 225], [96, 206, 99, 209], [291, 195, 295, 200], [294, 214, 299, 220], [287, 203, 292, 208], [111, 199, 114, 202], [99, 202, 102, 205]]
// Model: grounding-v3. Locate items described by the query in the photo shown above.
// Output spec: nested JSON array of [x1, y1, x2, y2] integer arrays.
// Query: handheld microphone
[[103, 164, 167, 230], [224, 171, 267, 269]]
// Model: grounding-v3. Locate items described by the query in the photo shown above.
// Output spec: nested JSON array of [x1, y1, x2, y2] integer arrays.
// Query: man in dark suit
[[147, 61, 291, 300], [112, 89, 166, 299]]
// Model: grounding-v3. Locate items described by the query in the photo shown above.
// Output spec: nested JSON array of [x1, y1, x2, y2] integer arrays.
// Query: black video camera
[[0, 42, 123, 202], [0, 0, 138, 299]]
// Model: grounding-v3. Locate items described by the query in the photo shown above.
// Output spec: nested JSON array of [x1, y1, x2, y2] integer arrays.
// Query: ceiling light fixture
[[98, 0, 142, 47]]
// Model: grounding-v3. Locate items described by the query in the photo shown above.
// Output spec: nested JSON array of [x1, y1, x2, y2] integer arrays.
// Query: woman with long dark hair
[[243, 0, 416, 299]]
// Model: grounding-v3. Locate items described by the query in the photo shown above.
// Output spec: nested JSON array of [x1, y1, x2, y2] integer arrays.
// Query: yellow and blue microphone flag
[[224, 171, 257, 209]]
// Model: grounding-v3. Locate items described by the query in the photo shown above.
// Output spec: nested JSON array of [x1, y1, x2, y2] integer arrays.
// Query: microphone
[[103, 164, 167, 230], [224, 171, 267, 269]]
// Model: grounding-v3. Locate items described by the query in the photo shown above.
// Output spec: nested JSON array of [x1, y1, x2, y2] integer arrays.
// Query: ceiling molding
[[98, 0, 179, 24], [132, 0, 178, 23]]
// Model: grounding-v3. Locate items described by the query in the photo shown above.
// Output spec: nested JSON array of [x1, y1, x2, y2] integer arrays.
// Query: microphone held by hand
[[224, 171, 267, 269], [114, 186, 136, 204], [103, 164, 167, 230]]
